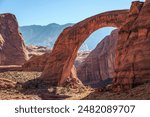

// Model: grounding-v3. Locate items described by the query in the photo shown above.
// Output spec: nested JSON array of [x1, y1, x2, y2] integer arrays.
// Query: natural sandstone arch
[[41, 10, 129, 86]]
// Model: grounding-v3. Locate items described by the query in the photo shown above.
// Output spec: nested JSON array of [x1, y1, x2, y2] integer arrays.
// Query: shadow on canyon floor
[[82, 82, 150, 100], [0, 70, 150, 100], [20, 78, 71, 100], [0, 71, 90, 100]]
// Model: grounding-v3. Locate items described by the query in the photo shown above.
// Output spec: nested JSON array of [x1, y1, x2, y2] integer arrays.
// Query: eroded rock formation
[[113, 1, 150, 91], [0, 13, 28, 65], [0, 78, 16, 89], [22, 53, 50, 71], [22, 46, 52, 71], [41, 10, 129, 86], [27, 45, 51, 57], [77, 30, 118, 87], [22, 50, 89, 72]]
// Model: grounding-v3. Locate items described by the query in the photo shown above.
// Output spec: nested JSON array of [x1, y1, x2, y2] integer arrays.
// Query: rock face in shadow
[[40, 10, 128, 86], [113, 1, 150, 91], [77, 30, 118, 87], [0, 13, 29, 65]]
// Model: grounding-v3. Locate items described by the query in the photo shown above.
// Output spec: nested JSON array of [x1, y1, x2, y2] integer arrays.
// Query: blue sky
[[0, 0, 145, 26]]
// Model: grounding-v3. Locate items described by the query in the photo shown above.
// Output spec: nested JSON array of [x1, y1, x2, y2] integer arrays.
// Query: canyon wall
[[0, 13, 28, 65], [113, 1, 150, 90], [22, 53, 50, 71], [77, 30, 118, 86]]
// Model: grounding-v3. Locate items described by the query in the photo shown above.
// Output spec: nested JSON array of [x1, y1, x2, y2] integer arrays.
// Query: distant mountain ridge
[[20, 23, 114, 50], [20, 23, 74, 48]]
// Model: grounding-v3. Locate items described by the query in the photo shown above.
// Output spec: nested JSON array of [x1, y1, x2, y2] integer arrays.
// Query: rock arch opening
[[75, 27, 116, 67], [76, 27, 118, 88], [40, 10, 129, 86]]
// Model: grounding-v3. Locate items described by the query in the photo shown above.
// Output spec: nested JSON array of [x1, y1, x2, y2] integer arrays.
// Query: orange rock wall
[[113, 1, 150, 90], [0, 14, 29, 65]]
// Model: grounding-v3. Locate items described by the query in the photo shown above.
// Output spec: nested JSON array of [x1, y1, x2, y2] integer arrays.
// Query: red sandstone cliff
[[22, 52, 50, 71], [113, 1, 150, 91], [0, 13, 29, 65], [77, 30, 118, 87]]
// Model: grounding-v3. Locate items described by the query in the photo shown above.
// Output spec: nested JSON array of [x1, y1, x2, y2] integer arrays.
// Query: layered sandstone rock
[[114, 1, 150, 90], [22, 49, 88, 72], [0, 78, 16, 89], [41, 10, 128, 86], [22, 52, 50, 71], [27, 45, 51, 57], [0, 13, 28, 65], [77, 30, 118, 86], [22, 45, 52, 71]]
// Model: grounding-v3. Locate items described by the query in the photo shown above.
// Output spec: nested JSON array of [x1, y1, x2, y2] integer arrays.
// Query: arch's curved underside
[[41, 10, 129, 85]]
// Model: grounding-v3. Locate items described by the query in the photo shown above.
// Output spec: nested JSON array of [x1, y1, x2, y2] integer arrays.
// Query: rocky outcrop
[[41, 10, 129, 86], [113, 1, 150, 91], [22, 45, 52, 71], [77, 30, 118, 86], [0, 78, 16, 89], [0, 13, 29, 65], [22, 49, 89, 72], [22, 52, 50, 71], [26, 45, 51, 57], [0, 65, 22, 72]]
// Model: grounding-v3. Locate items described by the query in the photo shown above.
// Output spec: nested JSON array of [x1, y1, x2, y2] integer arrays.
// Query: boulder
[[0, 78, 16, 89]]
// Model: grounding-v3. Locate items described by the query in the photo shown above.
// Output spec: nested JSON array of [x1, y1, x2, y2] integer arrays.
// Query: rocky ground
[[83, 82, 150, 100], [0, 70, 149, 100], [0, 71, 91, 100]]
